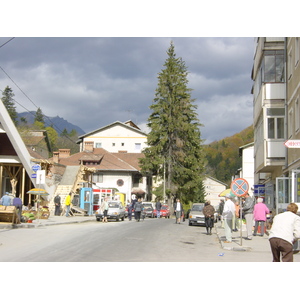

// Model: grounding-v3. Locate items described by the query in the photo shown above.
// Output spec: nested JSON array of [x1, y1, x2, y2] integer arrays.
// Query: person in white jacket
[[222, 193, 236, 243], [269, 203, 300, 262]]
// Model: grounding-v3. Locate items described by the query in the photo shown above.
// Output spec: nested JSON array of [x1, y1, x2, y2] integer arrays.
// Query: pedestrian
[[12, 195, 23, 222], [222, 193, 235, 243], [269, 203, 300, 262], [242, 192, 255, 240], [218, 199, 225, 227], [101, 197, 109, 223], [65, 193, 72, 217], [174, 198, 183, 224], [253, 198, 270, 237], [54, 193, 61, 216], [1, 192, 12, 206], [203, 200, 215, 235], [127, 202, 133, 221], [155, 200, 162, 218], [233, 199, 240, 232], [134, 198, 144, 222]]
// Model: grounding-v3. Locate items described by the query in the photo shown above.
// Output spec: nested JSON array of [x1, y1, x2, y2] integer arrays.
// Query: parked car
[[188, 203, 205, 226], [96, 201, 125, 222], [142, 203, 154, 218], [188, 203, 218, 226], [153, 205, 170, 218]]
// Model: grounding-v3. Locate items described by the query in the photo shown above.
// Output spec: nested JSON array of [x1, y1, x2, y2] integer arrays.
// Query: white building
[[77, 120, 148, 153], [203, 176, 227, 207]]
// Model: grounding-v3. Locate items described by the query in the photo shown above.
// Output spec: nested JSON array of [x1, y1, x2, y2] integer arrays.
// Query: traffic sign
[[284, 140, 300, 148], [32, 164, 41, 172], [231, 178, 249, 197]]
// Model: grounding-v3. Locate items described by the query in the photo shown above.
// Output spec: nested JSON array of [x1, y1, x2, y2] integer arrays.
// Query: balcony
[[255, 139, 286, 173]]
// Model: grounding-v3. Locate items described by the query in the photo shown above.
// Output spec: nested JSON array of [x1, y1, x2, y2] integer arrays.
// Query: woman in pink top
[[253, 197, 270, 237]]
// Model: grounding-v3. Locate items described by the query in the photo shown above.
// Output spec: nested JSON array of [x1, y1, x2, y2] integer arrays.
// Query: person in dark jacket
[[134, 198, 144, 222], [203, 200, 215, 235], [54, 194, 61, 216], [155, 200, 162, 218]]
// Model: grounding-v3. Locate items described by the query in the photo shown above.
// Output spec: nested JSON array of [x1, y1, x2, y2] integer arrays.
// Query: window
[[267, 108, 285, 139], [121, 143, 125, 146], [135, 143, 141, 151], [112, 143, 115, 147], [93, 173, 103, 183], [262, 50, 284, 83], [95, 142, 102, 148]]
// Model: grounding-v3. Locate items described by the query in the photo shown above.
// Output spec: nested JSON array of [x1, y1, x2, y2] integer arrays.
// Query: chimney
[[84, 142, 94, 152], [53, 151, 59, 163], [59, 149, 71, 158]]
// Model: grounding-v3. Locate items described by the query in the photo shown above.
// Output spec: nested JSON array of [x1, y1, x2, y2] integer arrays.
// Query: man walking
[[269, 203, 300, 262], [242, 192, 255, 240], [156, 200, 162, 218], [65, 193, 72, 217], [54, 194, 61, 216], [222, 193, 235, 243]]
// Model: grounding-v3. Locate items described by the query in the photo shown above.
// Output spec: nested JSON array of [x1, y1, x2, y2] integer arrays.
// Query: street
[[0, 216, 280, 262]]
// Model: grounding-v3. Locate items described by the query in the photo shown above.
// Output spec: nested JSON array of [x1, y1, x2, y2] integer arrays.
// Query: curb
[[215, 226, 252, 252]]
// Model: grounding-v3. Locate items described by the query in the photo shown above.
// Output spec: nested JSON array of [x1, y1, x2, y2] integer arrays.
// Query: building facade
[[252, 37, 300, 212], [77, 120, 148, 153]]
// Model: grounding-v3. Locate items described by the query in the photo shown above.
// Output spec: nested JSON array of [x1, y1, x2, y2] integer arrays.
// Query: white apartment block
[[252, 37, 300, 212]]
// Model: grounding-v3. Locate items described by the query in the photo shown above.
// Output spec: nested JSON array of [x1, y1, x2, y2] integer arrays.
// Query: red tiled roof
[[57, 148, 144, 172]]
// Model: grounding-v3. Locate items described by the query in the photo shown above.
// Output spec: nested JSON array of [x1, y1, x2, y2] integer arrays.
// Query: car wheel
[[189, 221, 192, 226], [121, 215, 125, 221], [96, 217, 101, 222]]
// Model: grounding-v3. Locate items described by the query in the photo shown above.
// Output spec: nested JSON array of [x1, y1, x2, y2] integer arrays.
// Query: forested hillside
[[204, 125, 254, 186]]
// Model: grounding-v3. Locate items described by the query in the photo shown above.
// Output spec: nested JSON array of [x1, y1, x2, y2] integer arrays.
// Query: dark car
[[143, 205, 154, 218]]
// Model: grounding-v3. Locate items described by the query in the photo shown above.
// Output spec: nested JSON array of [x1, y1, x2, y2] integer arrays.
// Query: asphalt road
[[0, 217, 275, 262]]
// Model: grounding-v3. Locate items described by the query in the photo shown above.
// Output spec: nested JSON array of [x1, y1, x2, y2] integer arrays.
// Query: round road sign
[[32, 164, 41, 172], [231, 178, 249, 197]]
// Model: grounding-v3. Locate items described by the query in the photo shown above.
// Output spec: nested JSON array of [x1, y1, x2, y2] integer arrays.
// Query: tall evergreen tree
[[34, 107, 45, 125], [140, 42, 206, 206], [1, 86, 18, 125]]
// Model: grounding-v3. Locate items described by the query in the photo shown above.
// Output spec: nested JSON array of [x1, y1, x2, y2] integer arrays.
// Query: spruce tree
[[34, 107, 45, 125], [1, 86, 18, 125], [140, 42, 206, 206]]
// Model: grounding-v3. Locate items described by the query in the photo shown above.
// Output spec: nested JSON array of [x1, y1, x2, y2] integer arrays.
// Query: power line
[[0, 65, 78, 145], [0, 37, 15, 49]]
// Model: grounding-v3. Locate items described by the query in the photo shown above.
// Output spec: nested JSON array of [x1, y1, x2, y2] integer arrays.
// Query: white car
[[188, 203, 218, 226], [95, 201, 125, 222]]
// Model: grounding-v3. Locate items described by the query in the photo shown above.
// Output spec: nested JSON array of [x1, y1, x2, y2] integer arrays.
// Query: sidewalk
[[215, 222, 271, 252], [0, 214, 96, 229]]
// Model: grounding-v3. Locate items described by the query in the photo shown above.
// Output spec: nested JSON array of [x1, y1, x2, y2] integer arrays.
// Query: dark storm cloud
[[0, 37, 254, 144]]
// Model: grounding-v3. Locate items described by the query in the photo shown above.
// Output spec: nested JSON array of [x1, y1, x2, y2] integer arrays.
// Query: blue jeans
[[66, 205, 70, 216], [157, 210, 160, 218]]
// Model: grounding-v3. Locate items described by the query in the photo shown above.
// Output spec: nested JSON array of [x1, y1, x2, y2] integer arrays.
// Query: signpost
[[231, 178, 249, 246], [231, 178, 249, 198], [284, 140, 300, 148]]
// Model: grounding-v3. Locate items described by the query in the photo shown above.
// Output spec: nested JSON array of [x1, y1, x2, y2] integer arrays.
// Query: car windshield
[[161, 206, 168, 210], [108, 203, 120, 208], [191, 205, 203, 211]]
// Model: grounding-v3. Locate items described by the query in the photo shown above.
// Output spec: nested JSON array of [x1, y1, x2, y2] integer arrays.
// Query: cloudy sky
[[0, 36, 255, 144]]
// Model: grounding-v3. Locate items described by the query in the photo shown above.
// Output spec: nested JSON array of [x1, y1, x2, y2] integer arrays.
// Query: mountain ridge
[[17, 111, 85, 135]]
